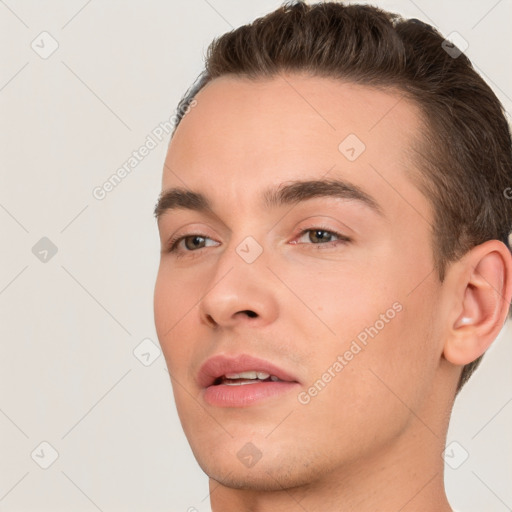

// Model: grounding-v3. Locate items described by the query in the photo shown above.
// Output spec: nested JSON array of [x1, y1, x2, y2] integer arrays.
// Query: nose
[[198, 237, 279, 329]]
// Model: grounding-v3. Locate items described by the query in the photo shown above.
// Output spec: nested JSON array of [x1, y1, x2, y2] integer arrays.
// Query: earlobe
[[443, 240, 512, 366]]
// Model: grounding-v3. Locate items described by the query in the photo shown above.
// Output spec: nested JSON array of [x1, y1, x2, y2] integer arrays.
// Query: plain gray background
[[1, 1, 511, 511]]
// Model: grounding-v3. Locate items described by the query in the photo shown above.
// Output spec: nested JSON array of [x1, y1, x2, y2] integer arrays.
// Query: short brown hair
[[171, 1, 512, 391]]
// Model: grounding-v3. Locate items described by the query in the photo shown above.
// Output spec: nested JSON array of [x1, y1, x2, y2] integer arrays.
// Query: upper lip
[[197, 353, 300, 388]]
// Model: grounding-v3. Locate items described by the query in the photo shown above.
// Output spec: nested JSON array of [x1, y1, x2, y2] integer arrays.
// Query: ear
[[443, 240, 512, 366]]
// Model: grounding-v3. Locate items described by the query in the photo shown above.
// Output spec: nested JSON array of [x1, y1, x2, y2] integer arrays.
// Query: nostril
[[243, 310, 258, 318]]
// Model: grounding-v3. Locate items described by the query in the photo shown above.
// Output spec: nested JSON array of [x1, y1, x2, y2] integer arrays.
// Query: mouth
[[198, 354, 301, 407]]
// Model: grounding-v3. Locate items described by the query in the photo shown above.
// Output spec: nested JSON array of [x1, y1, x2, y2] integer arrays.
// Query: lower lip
[[203, 381, 300, 407]]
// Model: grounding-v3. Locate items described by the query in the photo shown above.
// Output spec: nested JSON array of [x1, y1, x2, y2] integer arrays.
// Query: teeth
[[224, 371, 271, 380], [270, 376, 280, 382], [223, 380, 260, 386], [224, 371, 256, 379]]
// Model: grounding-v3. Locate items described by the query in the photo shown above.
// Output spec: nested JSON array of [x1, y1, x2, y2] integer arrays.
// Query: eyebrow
[[153, 178, 384, 221]]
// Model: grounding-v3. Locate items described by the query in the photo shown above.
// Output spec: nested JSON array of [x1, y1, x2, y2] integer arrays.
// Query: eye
[[293, 227, 351, 247], [165, 233, 219, 256]]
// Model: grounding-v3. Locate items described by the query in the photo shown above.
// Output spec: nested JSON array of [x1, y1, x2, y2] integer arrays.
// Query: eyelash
[[164, 226, 351, 257]]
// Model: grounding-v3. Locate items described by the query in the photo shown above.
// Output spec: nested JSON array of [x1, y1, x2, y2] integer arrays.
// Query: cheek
[[286, 262, 395, 340], [343, 279, 440, 412], [154, 265, 198, 371], [154, 266, 175, 336], [154, 262, 205, 326], [296, 256, 434, 391], [300, 304, 430, 441]]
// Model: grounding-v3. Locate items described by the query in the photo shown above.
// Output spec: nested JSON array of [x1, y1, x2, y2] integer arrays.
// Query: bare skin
[[153, 74, 512, 511]]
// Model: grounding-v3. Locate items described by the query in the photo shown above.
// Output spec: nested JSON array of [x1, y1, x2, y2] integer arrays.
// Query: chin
[[202, 461, 314, 492], [190, 438, 325, 492]]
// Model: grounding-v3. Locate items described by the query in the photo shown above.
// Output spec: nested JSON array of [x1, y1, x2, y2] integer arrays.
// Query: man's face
[[154, 74, 447, 489]]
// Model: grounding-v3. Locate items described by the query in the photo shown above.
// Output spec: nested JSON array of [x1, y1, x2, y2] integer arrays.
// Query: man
[[153, 2, 512, 510]]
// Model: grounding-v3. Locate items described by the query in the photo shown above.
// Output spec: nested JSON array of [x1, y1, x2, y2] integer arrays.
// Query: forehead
[[169, 73, 423, 154], [163, 74, 431, 224]]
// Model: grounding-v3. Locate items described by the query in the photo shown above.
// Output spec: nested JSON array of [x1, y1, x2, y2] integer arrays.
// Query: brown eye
[[184, 235, 207, 250], [291, 227, 351, 249], [166, 233, 220, 255], [308, 229, 335, 244]]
